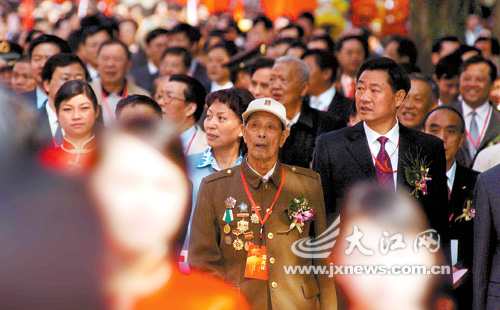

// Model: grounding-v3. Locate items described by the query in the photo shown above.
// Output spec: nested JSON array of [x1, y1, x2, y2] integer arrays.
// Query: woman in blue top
[[181, 88, 254, 269]]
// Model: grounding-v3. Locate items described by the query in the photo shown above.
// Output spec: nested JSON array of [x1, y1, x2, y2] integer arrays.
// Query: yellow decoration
[[315, 0, 349, 38], [0, 41, 10, 53]]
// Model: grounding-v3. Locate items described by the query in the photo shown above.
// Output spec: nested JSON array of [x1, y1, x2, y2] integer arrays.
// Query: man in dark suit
[[169, 23, 211, 91], [450, 55, 500, 168], [271, 56, 345, 168], [312, 57, 449, 246], [423, 106, 479, 309], [130, 28, 169, 93], [302, 48, 353, 124], [473, 164, 500, 310], [27, 34, 71, 110]]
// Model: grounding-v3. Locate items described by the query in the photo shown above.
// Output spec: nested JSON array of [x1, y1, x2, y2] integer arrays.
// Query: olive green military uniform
[[189, 161, 337, 310]]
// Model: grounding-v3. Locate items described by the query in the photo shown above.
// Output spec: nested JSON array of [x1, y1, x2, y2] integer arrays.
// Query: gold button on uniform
[[269, 257, 275, 264], [271, 281, 278, 288], [267, 232, 274, 239], [227, 169, 232, 174]]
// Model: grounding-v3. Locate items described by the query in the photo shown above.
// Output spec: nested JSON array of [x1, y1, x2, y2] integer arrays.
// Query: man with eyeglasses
[[153, 74, 208, 155]]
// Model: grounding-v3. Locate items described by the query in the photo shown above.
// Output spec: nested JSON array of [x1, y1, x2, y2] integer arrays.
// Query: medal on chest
[[222, 196, 236, 234], [240, 169, 286, 240], [250, 212, 260, 224], [232, 229, 244, 251], [237, 219, 249, 233]]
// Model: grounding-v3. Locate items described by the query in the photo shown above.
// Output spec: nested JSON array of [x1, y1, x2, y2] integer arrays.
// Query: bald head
[[271, 56, 309, 110], [275, 56, 309, 85]]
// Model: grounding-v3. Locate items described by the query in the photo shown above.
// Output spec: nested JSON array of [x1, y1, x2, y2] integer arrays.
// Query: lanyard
[[102, 84, 128, 121], [184, 127, 198, 155], [465, 107, 491, 150], [240, 167, 286, 239]]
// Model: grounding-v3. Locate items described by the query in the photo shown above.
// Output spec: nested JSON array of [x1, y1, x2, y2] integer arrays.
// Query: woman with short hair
[[181, 88, 253, 268]]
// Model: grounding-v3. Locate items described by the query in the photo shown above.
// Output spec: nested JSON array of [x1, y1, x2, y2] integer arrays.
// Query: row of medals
[[223, 197, 260, 252]]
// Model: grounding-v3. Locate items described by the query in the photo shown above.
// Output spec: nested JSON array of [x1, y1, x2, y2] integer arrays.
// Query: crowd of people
[[1, 3, 500, 310]]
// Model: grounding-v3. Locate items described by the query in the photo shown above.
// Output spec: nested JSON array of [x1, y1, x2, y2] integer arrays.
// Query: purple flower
[[294, 209, 315, 224], [294, 213, 306, 224]]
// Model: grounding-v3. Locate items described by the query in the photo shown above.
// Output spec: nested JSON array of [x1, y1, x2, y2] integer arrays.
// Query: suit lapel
[[327, 92, 340, 113], [345, 122, 375, 178], [451, 101, 473, 166], [397, 125, 415, 190], [450, 165, 466, 214], [38, 106, 52, 143], [91, 80, 103, 105], [478, 107, 500, 151], [450, 99, 463, 115]]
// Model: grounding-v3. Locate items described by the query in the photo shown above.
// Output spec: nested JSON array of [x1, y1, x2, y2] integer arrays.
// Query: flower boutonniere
[[455, 199, 476, 222], [403, 150, 432, 199], [283, 197, 315, 234]]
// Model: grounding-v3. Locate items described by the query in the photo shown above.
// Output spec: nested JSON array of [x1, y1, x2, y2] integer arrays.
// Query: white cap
[[242, 97, 288, 128]]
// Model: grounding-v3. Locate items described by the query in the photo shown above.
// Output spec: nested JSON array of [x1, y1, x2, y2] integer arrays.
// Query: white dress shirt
[[287, 112, 301, 128], [188, 59, 199, 76], [247, 159, 277, 183], [210, 81, 233, 92], [87, 65, 99, 81], [36, 87, 48, 110], [102, 92, 124, 125], [340, 74, 355, 98], [446, 161, 457, 192], [45, 102, 60, 137], [181, 125, 197, 152], [310, 87, 336, 112], [363, 121, 400, 189], [147, 61, 158, 75], [462, 100, 492, 144]]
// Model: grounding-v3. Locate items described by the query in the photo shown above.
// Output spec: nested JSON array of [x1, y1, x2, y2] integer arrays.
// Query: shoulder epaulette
[[283, 164, 319, 179], [202, 167, 237, 183]]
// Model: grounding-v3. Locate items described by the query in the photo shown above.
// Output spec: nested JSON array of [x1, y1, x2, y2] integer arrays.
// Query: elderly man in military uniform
[[189, 98, 337, 309]]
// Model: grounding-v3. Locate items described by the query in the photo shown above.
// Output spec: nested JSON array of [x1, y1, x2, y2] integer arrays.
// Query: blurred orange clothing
[[134, 267, 249, 310], [39, 136, 96, 174]]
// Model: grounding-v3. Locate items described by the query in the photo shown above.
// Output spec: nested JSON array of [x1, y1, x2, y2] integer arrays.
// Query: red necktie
[[375, 136, 395, 189]]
